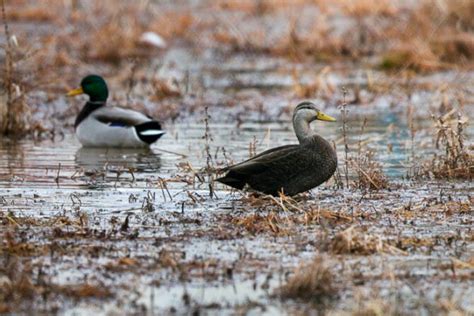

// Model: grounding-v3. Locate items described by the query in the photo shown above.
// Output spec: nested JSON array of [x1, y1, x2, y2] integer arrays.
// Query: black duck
[[217, 102, 337, 196]]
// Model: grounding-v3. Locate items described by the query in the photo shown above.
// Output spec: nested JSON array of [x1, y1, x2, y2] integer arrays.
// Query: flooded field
[[1, 0, 473, 315], [1, 111, 473, 314]]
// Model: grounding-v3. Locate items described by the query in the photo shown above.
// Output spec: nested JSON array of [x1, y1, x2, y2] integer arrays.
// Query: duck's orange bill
[[316, 111, 337, 122], [67, 87, 84, 96]]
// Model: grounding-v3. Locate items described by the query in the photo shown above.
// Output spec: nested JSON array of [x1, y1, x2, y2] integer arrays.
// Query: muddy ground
[[0, 0, 473, 315]]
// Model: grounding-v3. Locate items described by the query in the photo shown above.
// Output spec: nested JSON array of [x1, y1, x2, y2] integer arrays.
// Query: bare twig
[[203, 105, 216, 198], [340, 87, 349, 188], [55, 163, 61, 187], [1, 0, 12, 133]]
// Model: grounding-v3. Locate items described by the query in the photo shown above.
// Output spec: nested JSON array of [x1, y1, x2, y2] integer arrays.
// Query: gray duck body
[[217, 102, 337, 196]]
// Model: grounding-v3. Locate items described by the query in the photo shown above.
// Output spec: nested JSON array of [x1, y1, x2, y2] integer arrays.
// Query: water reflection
[[0, 139, 26, 178], [0, 117, 470, 190], [75, 147, 162, 174]]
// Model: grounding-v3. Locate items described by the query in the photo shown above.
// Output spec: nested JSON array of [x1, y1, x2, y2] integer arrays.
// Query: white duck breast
[[76, 106, 165, 148]]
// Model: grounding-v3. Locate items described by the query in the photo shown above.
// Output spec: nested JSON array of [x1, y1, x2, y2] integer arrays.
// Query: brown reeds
[[338, 110, 390, 191], [0, 254, 36, 313], [278, 256, 338, 305], [351, 150, 390, 191], [0, 0, 30, 136], [327, 226, 406, 255], [210, 0, 474, 70], [420, 110, 472, 179]]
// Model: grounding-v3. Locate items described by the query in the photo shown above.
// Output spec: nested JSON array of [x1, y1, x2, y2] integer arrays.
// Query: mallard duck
[[67, 75, 165, 148], [217, 102, 337, 196]]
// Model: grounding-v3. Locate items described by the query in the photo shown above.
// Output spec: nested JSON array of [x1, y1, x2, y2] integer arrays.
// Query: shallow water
[[2, 0, 474, 313], [0, 114, 471, 228], [2, 111, 465, 191], [1, 112, 472, 314]]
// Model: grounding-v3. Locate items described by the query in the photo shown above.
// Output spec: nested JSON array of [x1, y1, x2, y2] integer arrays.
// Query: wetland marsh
[[0, 0, 473, 314]]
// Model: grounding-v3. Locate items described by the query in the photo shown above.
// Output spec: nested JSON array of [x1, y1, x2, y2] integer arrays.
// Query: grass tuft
[[420, 110, 473, 179], [351, 150, 390, 190], [278, 256, 338, 305], [0, 0, 31, 136], [327, 226, 405, 255]]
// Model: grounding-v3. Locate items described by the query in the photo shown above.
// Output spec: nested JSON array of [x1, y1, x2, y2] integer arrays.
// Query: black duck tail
[[216, 173, 246, 190], [135, 121, 165, 144]]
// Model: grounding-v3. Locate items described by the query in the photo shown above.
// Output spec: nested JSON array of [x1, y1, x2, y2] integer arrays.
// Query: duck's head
[[293, 101, 336, 123], [67, 75, 109, 102]]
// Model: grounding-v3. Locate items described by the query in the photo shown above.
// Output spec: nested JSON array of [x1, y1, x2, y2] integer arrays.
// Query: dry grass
[[379, 0, 474, 71], [278, 256, 338, 305], [232, 206, 353, 235], [2, 0, 198, 70], [326, 226, 406, 255], [0, 93, 31, 136], [210, 0, 474, 70], [0, 0, 472, 139], [151, 78, 182, 101], [0, 0, 32, 136], [338, 111, 390, 191], [1, 231, 46, 257], [232, 194, 353, 236], [0, 0, 194, 137], [340, 0, 398, 17], [420, 110, 473, 179], [86, 17, 145, 64], [149, 11, 195, 40], [6, 4, 55, 21], [0, 218, 115, 313], [0, 255, 36, 313], [292, 66, 335, 99], [351, 150, 390, 191], [351, 299, 396, 316], [0, 0, 472, 117], [232, 212, 290, 235], [59, 283, 112, 299], [0, 256, 111, 313], [380, 40, 443, 72]]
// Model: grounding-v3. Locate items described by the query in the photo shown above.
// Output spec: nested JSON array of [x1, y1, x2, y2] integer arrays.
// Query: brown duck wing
[[244, 143, 336, 196], [229, 145, 300, 175], [216, 145, 300, 190]]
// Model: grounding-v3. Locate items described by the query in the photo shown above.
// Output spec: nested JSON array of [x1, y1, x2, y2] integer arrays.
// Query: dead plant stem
[[341, 87, 349, 188], [1, 0, 13, 133], [204, 105, 215, 198]]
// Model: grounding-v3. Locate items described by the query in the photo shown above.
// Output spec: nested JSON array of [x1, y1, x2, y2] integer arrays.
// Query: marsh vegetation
[[0, 0, 473, 314]]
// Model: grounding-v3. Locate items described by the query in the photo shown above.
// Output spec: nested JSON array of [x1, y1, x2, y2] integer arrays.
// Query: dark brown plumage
[[217, 102, 337, 196]]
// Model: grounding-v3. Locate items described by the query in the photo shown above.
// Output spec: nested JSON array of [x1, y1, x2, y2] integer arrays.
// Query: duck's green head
[[67, 75, 109, 102]]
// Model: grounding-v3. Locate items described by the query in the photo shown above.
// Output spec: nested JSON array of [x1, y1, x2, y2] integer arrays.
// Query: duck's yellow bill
[[316, 111, 337, 122], [67, 87, 84, 96]]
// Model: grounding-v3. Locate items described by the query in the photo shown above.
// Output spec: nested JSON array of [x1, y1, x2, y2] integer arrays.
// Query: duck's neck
[[293, 114, 316, 143], [74, 101, 105, 128]]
